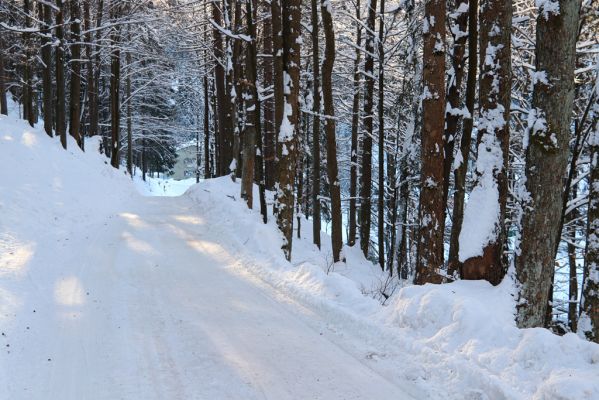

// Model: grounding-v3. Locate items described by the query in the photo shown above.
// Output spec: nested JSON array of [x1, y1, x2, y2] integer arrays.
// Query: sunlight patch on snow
[[0, 234, 34, 278], [21, 131, 38, 147], [54, 276, 86, 306], [2, 134, 13, 141], [172, 214, 204, 225], [120, 212, 149, 229], [122, 231, 156, 255]]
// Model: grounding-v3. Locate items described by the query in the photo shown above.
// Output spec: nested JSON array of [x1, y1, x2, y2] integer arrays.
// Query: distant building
[[171, 143, 197, 180]]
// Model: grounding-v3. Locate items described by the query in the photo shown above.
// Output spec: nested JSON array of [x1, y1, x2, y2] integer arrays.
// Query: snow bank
[[185, 177, 599, 400]]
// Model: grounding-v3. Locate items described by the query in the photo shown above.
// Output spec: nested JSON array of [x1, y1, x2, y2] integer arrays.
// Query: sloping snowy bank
[[185, 177, 599, 400]]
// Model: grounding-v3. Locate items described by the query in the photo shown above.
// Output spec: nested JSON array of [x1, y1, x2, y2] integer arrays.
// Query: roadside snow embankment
[[185, 177, 599, 400]]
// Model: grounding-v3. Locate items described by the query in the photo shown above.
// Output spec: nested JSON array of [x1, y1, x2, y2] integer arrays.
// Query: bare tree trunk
[[22, 0, 34, 127], [516, 0, 580, 328], [348, 0, 362, 246], [109, 4, 122, 169], [40, 3, 53, 137], [275, 0, 301, 260], [262, 4, 275, 190], [0, 42, 6, 116], [460, 0, 511, 285], [69, 0, 83, 148], [581, 104, 599, 342], [204, 74, 211, 178], [359, 0, 377, 258], [56, 0, 67, 149], [566, 183, 579, 332], [88, 0, 103, 138], [414, 0, 446, 285], [310, 0, 322, 248], [321, 0, 343, 262], [212, 0, 227, 176], [376, 0, 385, 270], [126, 42, 132, 176]]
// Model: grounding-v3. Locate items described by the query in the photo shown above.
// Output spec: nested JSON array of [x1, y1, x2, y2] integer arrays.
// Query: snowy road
[[2, 195, 414, 400]]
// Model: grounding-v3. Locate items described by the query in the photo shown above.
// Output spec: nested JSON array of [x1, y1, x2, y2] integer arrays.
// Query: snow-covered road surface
[[1, 195, 414, 400]]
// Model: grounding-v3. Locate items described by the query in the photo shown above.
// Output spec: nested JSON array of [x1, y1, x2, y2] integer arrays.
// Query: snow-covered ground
[[1, 111, 599, 399]]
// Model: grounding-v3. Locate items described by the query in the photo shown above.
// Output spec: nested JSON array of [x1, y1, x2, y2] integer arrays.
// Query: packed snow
[[1, 111, 599, 399]]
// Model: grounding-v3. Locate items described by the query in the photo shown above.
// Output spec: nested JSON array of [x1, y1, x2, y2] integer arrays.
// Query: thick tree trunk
[[516, 0, 580, 328], [88, 0, 103, 138], [56, 0, 67, 149], [275, 0, 301, 261], [447, 0, 478, 276], [414, 0, 446, 285], [348, 0, 361, 246], [271, 0, 284, 198], [460, 0, 511, 285], [359, 0, 377, 258], [41, 3, 53, 137], [69, 0, 83, 148], [203, 74, 211, 179], [126, 45, 132, 176], [321, 0, 343, 263], [310, 0, 322, 248]]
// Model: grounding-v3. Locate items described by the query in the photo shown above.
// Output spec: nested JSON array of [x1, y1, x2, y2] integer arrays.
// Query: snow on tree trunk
[[459, 0, 511, 285], [414, 0, 446, 285], [311, 0, 322, 249], [348, 0, 361, 247], [581, 98, 599, 343], [56, 0, 67, 149], [275, 0, 301, 261], [69, 0, 83, 148], [516, 0, 579, 329], [359, 0, 377, 258]]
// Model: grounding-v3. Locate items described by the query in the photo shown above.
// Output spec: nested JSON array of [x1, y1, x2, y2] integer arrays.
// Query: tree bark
[[275, 0, 301, 261], [69, 0, 83, 148], [321, 0, 343, 263], [348, 0, 361, 247], [22, 0, 34, 127], [109, 4, 122, 169], [310, 0, 322, 248], [359, 0, 377, 258], [41, 3, 53, 137], [262, 3, 275, 190], [376, 0, 385, 270], [516, 0, 580, 328], [460, 0, 511, 285], [212, 0, 227, 176], [414, 0, 446, 285], [56, 0, 67, 149]]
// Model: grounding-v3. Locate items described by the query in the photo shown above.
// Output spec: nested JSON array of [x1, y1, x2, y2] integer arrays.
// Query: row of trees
[[1, 0, 597, 342]]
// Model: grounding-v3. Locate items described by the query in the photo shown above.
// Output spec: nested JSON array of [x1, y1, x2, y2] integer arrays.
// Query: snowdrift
[[185, 177, 599, 400]]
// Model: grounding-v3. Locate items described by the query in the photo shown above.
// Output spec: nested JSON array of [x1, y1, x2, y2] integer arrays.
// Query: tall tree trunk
[[348, 0, 361, 247], [126, 44, 132, 176], [56, 0, 67, 149], [212, 0, 227, 176], [581, 104, 599, 342], [516, 0, 580, 328], [0, 40, 6, 116], [321, 0, 343, 263], [310, 0, 322, 248], [41, 3, 53, 137], [442, 0, 468, 209], [376, 0, 385, 270], [262, 4, 275, 190], [204, 74, 211, 179], [447, 0, 478, 276], [88, 0, 103, 138], [414, 0, 446, 284], [69, 0, 83, 148], [22, 0, 34, 127], [275, 0, 301, 261], [109, 5, 122, 169], [271, 0, 284, 215], [460, 0, 511, 285], [241, 0, 259, 209], [359, 0, 377, 258], [566, 182, 579, 332]]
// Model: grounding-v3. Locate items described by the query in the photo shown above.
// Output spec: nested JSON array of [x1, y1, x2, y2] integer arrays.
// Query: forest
[[0, 0, 599, 393]]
